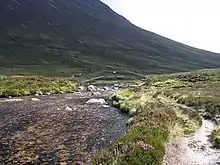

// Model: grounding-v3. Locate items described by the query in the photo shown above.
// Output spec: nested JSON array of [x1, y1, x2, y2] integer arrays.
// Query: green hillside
[[0, 0, 220, 76]]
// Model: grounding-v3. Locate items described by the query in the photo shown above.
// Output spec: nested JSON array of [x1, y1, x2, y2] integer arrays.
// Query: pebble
[[102, 105, 111, 108], [129, 108, 137, 116], [46, 92, 51, 95], [65, 106, 73, 111], [31, 98, 40, 101], [91, 92, 101, 96], [78, 86, 85, 91], [87, 85, 96, 91], [103, 86, 109, 91]]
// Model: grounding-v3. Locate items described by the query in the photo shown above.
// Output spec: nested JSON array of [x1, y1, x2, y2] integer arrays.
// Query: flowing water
[[0, 90, 128, 164]]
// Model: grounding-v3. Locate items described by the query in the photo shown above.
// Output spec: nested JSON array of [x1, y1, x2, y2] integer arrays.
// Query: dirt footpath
[[163, 120, 220, 165]]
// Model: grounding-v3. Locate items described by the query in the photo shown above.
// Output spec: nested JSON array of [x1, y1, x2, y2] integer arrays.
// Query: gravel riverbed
[[0, 91, 128, 165]]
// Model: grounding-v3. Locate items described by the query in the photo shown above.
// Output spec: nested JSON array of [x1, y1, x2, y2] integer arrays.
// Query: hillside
[[0, 0, 220, 76]]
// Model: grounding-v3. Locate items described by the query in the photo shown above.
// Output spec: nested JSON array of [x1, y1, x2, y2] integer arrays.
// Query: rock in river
[[65, 106, 73, 111], [91, 92, 101, 96], [86, 98, 107, 104], [87, 85, 96, 91], [103, 86, 109, 91], [31, 98, 40, 101]]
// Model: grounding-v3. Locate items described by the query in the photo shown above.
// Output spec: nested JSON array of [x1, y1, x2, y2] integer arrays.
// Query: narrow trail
[[163, 119, 220, 165], [0, 89, 128, 165]]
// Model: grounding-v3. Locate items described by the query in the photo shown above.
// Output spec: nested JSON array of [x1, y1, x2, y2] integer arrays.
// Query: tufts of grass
[[155, 69, 220, 120], [91, 69, 220, 164], [92, 84, 201, 165], [112, 88, 135, 101], [0, 76, 77, 97], [176, 96, 220, 119], [152, 79, 191, 88], [212, 126, 220, 148], [111, 88, 139, 113]]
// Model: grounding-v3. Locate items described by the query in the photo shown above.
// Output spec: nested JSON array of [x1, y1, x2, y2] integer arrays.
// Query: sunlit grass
[[92, 68, 220, 165], [0, 76, 77, 97]]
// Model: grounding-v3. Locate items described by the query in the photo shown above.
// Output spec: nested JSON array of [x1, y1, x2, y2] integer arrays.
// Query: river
[[0, 90, 128, 164]]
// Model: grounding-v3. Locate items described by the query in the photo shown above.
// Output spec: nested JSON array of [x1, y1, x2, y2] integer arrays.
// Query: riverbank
[[92, 69, 220, 165]]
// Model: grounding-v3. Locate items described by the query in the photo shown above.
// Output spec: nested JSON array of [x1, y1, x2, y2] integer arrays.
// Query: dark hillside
[[0, 0, 220, 76]]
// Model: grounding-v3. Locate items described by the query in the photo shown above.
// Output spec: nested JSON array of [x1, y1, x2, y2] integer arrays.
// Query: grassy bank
[[92, 68, 220, 165], [0, 76, 77, 97], [92, 83, 201, 164]]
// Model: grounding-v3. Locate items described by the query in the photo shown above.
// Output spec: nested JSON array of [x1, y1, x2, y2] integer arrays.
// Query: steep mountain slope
[[0, 0, 220, 76]]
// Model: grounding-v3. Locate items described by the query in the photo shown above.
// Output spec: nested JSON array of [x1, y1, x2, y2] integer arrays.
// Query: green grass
[[0, 65, 81, 77], [92, 84, 201, 164], [0, 76, 77, 97], [1, 0, 220, 77], [92, 68, 220, 165], [212, 126, 220, 148], [159, 69, 220, 120]]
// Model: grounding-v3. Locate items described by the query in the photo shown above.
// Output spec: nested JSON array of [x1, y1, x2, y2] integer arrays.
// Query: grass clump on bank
[[212, 126, 220, 148], [0, 76, 77, 97]]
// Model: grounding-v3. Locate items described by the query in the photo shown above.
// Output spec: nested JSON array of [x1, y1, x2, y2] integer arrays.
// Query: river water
[[0, 91, 128, 164]]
